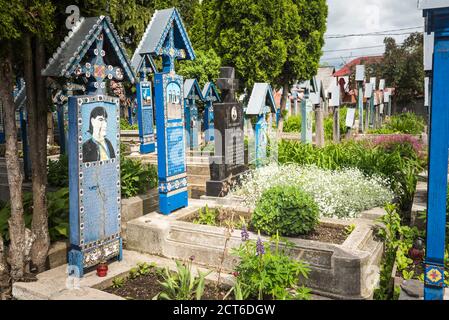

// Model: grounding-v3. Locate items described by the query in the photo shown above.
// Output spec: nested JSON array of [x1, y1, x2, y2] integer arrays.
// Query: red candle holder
[[96, 263, 108, 277]]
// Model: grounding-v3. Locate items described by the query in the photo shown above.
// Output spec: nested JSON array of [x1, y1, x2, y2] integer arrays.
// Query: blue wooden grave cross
[[42, 16, 136, 277], [136, 8, 195, 215], [131, 47, 158, 154], [246, 83, 277, 167], [74, 33, 125, 95], [184, 79, 203, 150], [202, 82, 221, 143], [419, 0, 449, 300], [159, 23, 186, 73]]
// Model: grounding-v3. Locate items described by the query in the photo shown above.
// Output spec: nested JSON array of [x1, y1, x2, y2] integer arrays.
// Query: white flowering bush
[[232, 164, 394, 220]]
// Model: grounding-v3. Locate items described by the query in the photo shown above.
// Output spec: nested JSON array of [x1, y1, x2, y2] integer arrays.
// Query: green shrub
[[283, 115, 301, 133], [230, 234, 311, 300], [120, 118, 138, 131], [47, 154, 69, 188], [370, 113, 425, 135], [0, 188, 69, 243], [251, 186, 319, 236], [385, 113, 425, 135], [120, 157, 158, 198], [157, 259, 210, 300], [193, 205, 217, 226]]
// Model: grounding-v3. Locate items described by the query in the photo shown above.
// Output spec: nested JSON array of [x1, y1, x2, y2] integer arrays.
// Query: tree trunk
[[278, 82, 289, 133], [0, 234, 11, 300], [29, 36, 49, 273], [0, 42, 26, 282]]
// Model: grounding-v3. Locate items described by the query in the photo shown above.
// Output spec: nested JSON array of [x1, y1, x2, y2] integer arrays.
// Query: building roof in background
[[333, 56, 383, 78]]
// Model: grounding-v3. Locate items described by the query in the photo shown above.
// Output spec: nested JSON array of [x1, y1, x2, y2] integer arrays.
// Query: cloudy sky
[[322, 0, 424, 68]]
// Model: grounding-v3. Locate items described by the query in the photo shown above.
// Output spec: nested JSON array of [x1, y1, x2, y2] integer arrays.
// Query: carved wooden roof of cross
[[42, 16, 135, 88], [134, 8, 195, 73]]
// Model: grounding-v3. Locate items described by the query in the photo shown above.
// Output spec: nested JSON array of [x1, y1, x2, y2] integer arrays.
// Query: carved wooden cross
[[74, 33, 124, 94], [159, 22, 186, 74]]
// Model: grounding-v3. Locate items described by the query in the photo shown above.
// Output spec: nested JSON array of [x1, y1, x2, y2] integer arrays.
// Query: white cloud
[[322, 0, 424, 67]]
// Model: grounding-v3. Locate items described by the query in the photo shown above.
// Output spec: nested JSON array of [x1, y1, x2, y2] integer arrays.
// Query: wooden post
[[315, 105, 325, 147]]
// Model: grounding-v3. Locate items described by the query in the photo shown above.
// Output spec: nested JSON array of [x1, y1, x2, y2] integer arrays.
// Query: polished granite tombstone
[[206, 67, 248, 197]]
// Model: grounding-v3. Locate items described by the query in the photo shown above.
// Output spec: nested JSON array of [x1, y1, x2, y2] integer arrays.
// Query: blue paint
[[68, 96, 122, 276], [48, 17, 136, 276], [136, 81, 155, 154], [127, 105, 134, 126], [147, 9, 195, 215], [202, 82, 221, 143], [184, 79, 203, 150], [155, 74, 188, 215], [255, 115, 268, 167], [19, 109, 31, 181], [422, 5, 449, 300]]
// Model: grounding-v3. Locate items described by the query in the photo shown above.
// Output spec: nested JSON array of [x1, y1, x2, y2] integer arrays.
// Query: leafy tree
[[178, 49, 222, 87], [200, 0, 327, 130], [380, 33, 424, 108]]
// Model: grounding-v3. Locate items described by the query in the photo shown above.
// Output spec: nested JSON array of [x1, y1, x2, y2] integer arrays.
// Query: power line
[[321, 53, 385, 61], [323, 45, 385, 53], [325, 26, 424, 39]]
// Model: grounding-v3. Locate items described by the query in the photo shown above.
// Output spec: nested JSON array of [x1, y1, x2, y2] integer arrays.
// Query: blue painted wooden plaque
[[155, 73, 188, 215], [136, 81, 155, 153], [68, 95, 122, 277], [204, 102, 215, 143], [255, 116, 268, 167]]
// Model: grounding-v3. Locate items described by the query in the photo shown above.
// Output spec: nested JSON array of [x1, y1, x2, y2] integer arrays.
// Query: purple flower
[[241, 225, 249, 242], [189, 255, 195, 261], [256, 237, 265, 256]]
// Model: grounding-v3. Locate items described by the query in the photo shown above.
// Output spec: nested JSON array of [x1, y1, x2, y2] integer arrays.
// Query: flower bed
[[231, 164, 393, 220], [125, 198, 386, 299], [182, 206, 348, 244]]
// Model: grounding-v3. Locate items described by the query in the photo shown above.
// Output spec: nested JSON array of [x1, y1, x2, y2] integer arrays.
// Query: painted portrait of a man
[[82, 106, 116, 163]]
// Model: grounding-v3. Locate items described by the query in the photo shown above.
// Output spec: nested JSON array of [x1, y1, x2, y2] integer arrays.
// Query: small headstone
[[206, 67, 247, 197]]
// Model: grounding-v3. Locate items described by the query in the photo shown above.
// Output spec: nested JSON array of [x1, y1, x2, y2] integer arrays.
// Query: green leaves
[[156, 259, 211, 300], [0, 188, 69, 243], [47, 154, 69, 188], [231, 234, 311, 300], [177, 49, 222, 88], [252, 186, 319, 237], [120, 156, 158, 198]]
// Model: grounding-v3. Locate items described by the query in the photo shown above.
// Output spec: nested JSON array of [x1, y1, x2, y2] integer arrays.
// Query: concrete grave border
[[125, 198, 387, 300]]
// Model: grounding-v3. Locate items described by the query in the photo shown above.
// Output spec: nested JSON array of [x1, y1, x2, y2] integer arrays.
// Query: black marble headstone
[[206, 67, 248, 197]]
